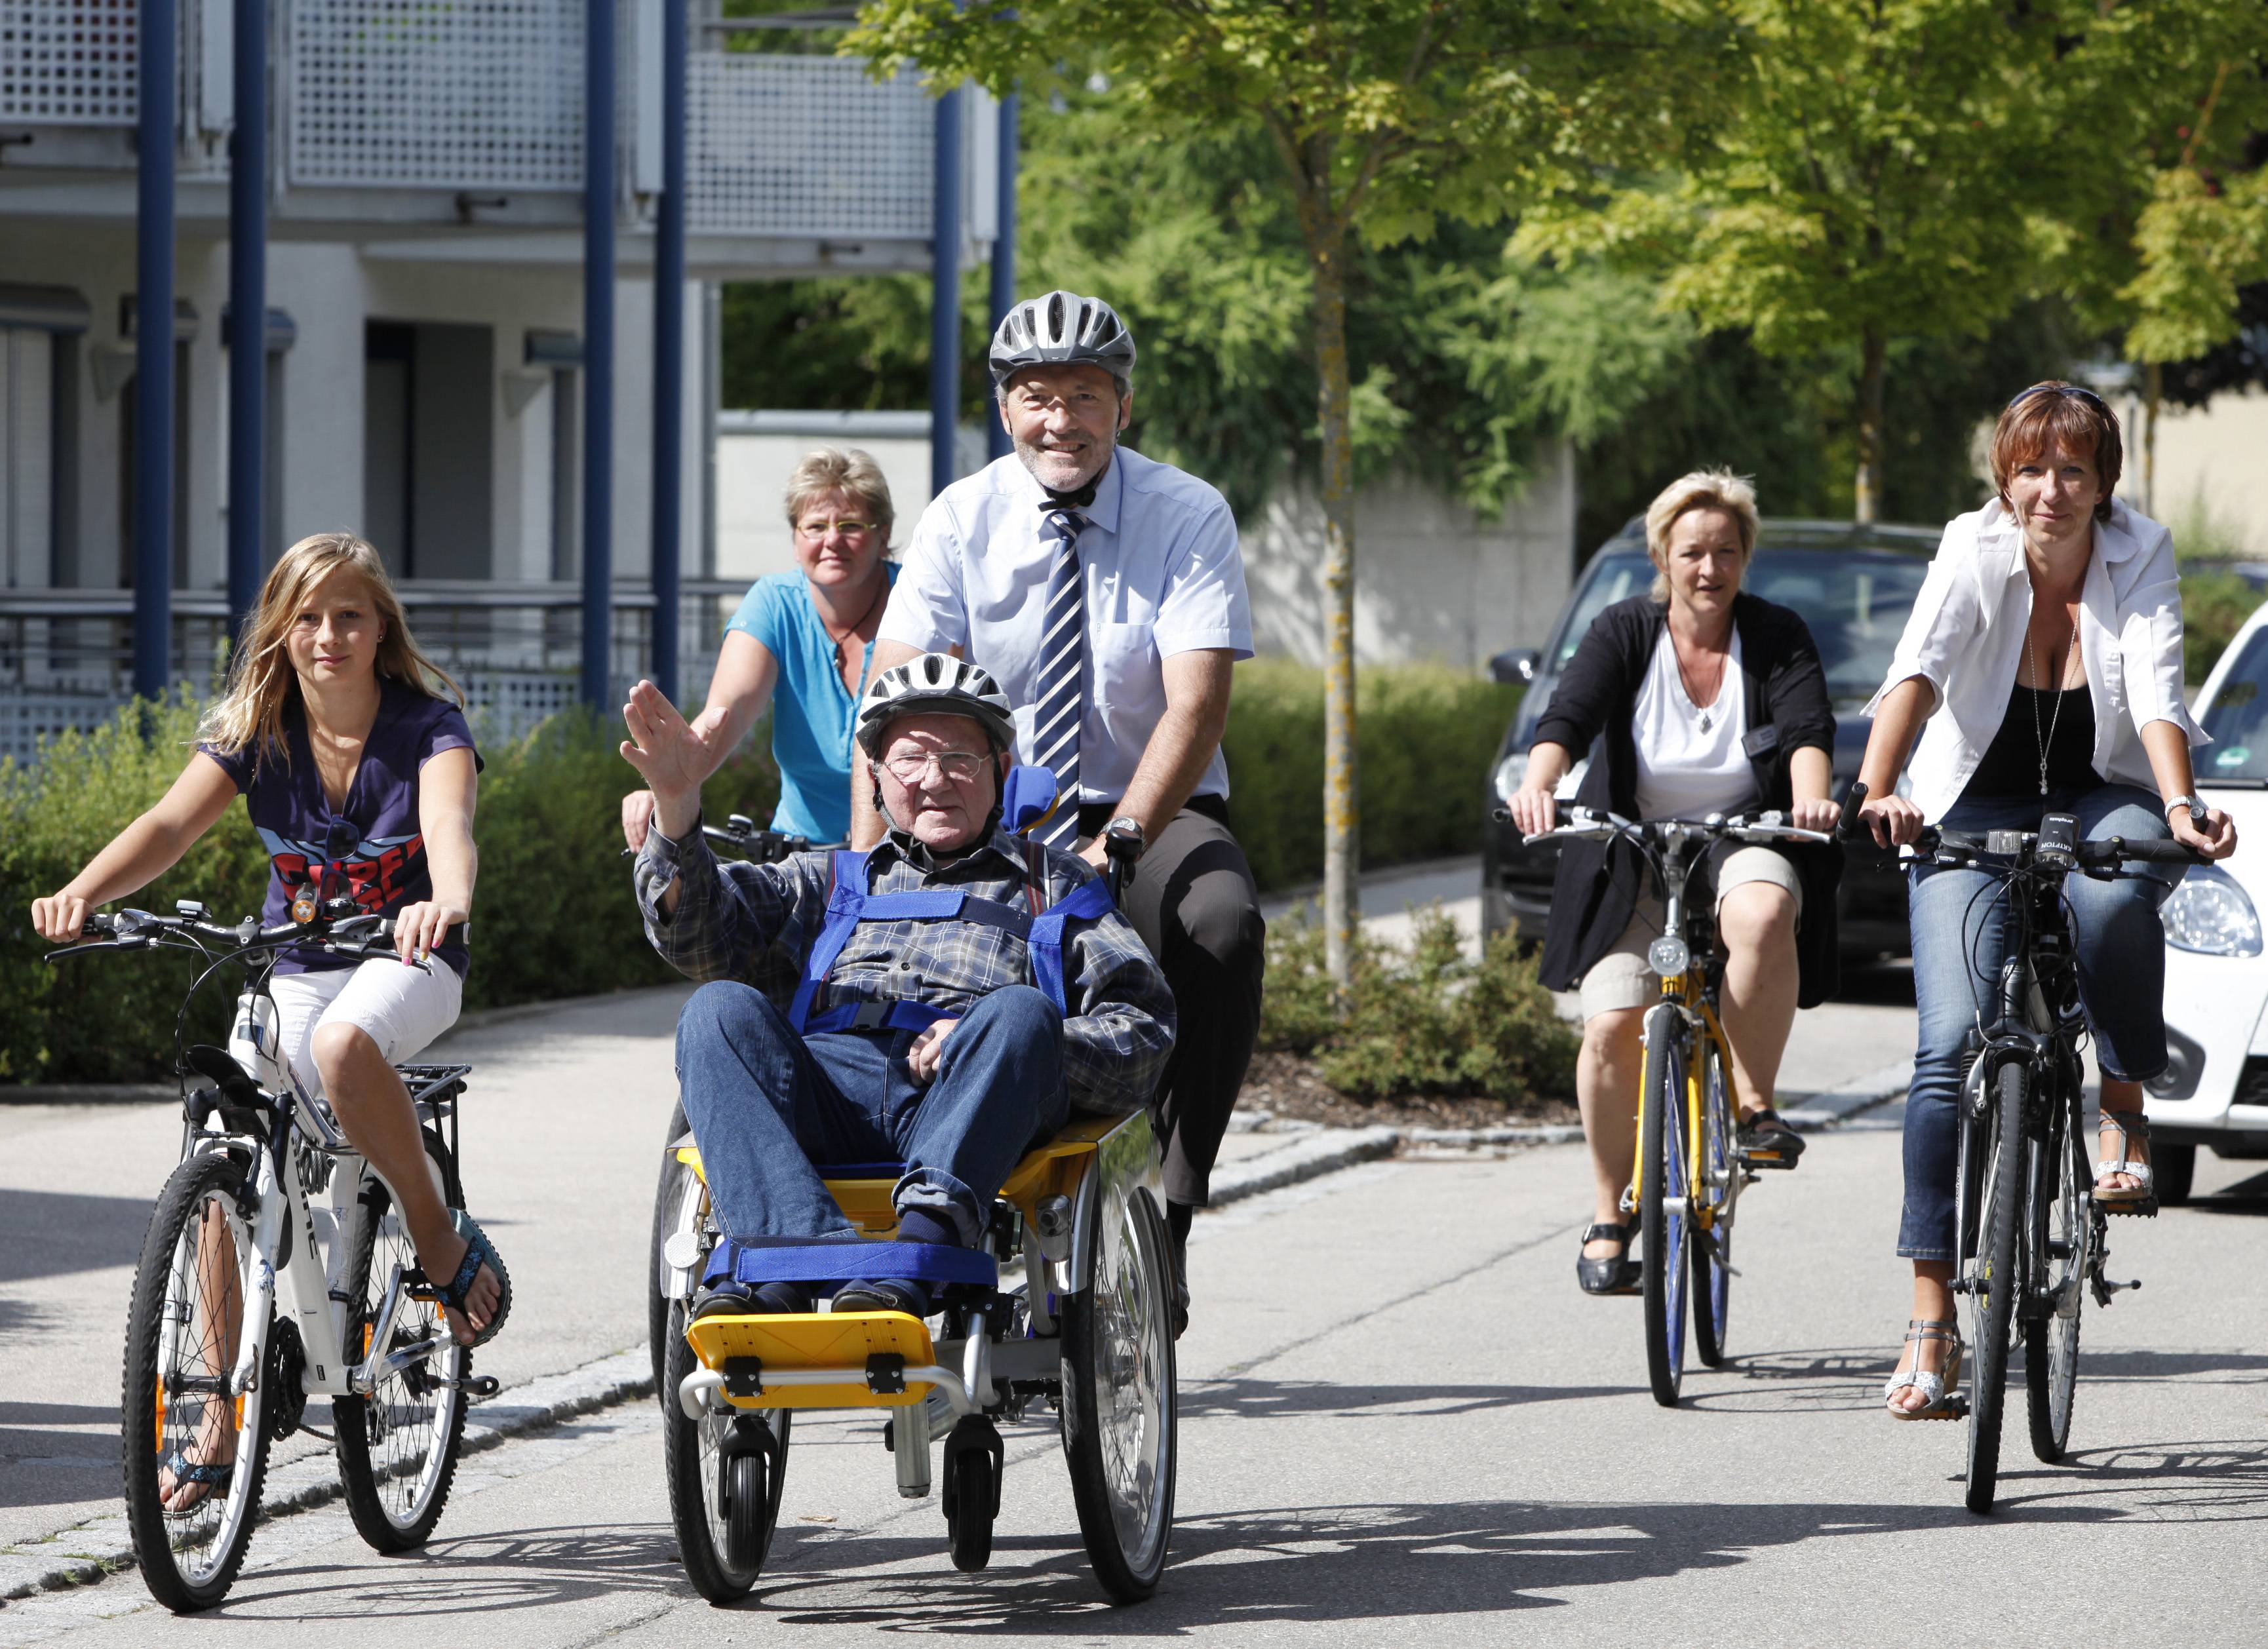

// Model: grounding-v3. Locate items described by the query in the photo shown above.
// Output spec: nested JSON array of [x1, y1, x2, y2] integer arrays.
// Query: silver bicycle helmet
[[856, 653, 1017, 756], [988, 290, 1137, 392]]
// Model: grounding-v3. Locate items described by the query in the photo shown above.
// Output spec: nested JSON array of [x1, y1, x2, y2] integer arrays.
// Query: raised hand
[[619, 681, 712, 843]]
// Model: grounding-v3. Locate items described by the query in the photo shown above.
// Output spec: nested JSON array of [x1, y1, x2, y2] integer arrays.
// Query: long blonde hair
[[197, 532, 463, 765]]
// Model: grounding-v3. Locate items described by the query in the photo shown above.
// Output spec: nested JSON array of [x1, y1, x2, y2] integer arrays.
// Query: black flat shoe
[[1576, 1222, 1640, 1295], [1738, 1107, 1807, 1169], [832, 1277, 933, 1318], [691, 1280, 811, 1321]]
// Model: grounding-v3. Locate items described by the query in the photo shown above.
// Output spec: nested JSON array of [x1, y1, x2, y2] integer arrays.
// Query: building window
[[0, 284, 88, 589]]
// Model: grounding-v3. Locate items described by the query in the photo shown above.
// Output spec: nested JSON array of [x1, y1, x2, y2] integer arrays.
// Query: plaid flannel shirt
[[635, 819, 1175, 1116]]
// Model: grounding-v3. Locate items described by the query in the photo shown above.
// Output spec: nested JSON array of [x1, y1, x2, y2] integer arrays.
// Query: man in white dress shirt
[[859, 290, 1264, 1332]]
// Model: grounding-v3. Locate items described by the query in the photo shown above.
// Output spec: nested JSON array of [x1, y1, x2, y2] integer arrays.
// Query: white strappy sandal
[[2096, 1109, 2157, 1214], [1884, 1318, 1965, 1421]]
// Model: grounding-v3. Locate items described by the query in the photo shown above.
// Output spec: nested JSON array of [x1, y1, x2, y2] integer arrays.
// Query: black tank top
[[1961, 682, 2100, 802]]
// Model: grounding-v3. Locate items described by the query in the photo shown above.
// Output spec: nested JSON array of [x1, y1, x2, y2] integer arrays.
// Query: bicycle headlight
[[1648, 936, 1691, 978], [1493, 752, 1529, 804], [2162, 865, 2263, 957]]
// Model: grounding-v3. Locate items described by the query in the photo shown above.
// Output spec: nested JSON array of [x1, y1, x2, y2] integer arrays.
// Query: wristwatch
[[2164, 794, 2208, 826], [1103, 815, 1148, 858]]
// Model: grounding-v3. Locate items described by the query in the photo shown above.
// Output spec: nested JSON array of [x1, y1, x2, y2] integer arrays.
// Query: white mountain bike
[[48, 899, 497, 1612]]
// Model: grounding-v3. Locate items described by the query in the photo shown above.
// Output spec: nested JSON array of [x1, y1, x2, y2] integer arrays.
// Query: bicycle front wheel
[[334, 1132, 470, 1552], [661, 1300, 789, 1602], [1964, 1060, 2026, 1514], [2025, 1081, 2088, 1463], [1639, 1001, 1692, 1408], [1690, 1032, 1738, 1368], [121, 1150, 275, 1613]]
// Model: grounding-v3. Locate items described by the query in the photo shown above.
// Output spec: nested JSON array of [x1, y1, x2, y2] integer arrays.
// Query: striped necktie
[[1031, 505, 1089, 848]]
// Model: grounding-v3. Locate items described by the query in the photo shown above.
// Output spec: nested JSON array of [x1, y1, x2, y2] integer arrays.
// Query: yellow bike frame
[[1628, 964, 1737, 1234]]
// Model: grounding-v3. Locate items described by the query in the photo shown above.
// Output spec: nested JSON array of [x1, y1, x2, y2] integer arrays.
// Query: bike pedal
[[1736, 1150, 1796, 1171]]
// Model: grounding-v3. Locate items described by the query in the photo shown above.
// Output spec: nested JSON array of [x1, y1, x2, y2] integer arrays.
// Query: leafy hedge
[[1221, 658, 1521, 892], [1, 659, 1514, 1084]]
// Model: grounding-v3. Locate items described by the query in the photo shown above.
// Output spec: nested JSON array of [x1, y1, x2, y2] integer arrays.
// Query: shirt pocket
[[1091, 621, 1158, 710]]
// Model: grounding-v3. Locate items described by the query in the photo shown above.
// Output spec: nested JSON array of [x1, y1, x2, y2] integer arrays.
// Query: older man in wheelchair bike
[[623, 652, 1175, 1325]]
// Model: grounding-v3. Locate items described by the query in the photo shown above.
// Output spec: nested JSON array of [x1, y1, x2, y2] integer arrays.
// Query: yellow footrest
[[684, 1310, 937, 1410]]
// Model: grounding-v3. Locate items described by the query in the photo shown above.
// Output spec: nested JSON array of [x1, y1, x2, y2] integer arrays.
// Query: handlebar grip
[[1835, 781, 1868, 842], [2103, 836, 2206, 865]]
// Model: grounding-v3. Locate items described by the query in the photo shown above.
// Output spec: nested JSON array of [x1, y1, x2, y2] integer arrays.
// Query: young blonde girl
[[33, 534, 509, 1395]]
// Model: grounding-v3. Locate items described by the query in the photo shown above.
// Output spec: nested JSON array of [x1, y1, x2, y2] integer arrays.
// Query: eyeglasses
[[880, 750, 988, 785], [796, 520, 878, 539]]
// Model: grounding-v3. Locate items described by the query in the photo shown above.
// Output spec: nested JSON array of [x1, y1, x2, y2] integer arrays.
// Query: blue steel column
[[226, 0, 267, 642], [132, 0, 178, 701], [648, 0, 686, 703], [929, 84, 963, 497], [985, 90, 1017, 463], [579, 0, 616, 710]]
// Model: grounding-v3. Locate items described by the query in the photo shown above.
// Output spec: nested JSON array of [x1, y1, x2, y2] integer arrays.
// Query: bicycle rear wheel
[[1639, 1001, 1692, 1408], [1964, 1060, 2026, 1514], [334, 1131, 469, 1553], [121, 1151, 275, 1613], [2025, 1081, 2088, 1463], [1690, 1033, 1738, 1368]]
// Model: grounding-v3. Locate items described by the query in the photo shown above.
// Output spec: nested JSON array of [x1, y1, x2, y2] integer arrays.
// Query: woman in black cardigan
[[1505, 471, 1842, 1295]]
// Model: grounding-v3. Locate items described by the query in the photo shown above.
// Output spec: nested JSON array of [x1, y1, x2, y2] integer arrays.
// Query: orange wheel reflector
[[153, 1392, 166, 1453]]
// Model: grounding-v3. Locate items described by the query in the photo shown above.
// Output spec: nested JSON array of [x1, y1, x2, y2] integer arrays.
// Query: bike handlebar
[[1835, 779, 2204, 869], [45, 901, 423, 967], [1513, 802, 1831, 850]]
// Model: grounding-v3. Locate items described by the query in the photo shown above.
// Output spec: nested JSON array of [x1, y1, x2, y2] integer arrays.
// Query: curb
[[1206, 1126, 1403, 1205], [0, 1349, 653, 1605]]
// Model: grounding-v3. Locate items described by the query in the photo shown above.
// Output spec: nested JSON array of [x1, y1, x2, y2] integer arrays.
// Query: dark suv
[[1481, 518, 1938, 963]]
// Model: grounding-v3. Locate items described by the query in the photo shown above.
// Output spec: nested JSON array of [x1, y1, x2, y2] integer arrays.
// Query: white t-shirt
[[1633, 629, 1751, 821]]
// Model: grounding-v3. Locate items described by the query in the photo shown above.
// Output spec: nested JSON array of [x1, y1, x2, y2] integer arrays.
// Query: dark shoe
[[1738, 1107, 1807, 1169], [1576, 1222, 1640, 1296], [832, 1277, 932, 1318], [692, 1279, 811, 1321]]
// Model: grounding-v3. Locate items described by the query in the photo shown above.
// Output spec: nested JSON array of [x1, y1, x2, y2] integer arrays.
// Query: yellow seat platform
[[684, 1310, 937, 1409]]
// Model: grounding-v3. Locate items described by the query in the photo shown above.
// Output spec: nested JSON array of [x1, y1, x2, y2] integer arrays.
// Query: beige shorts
[[1576, 847, 1803, 1022]]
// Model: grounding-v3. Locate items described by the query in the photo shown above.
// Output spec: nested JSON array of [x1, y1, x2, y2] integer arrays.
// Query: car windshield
[[2199, 621, 2268, 783], [1550, 545, 1930, 706]]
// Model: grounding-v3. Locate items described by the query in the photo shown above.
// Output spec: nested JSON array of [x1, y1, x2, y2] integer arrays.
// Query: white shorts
[[1576, 846, 1803, 1022], [268, 958, 465, 1100]]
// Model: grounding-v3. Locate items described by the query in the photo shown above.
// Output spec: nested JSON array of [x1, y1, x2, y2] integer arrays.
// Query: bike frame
[[1628, 832, 1740, 1237], [180, 988, 469, 1410]]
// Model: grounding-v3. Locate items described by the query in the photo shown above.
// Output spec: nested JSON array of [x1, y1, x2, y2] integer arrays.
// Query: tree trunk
[[1853, 326, 1886, 524], [1309, 222, 1361, 993]]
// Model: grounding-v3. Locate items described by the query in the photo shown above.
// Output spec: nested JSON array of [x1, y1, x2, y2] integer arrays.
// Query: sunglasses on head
[[2005, 381, 2111, 416]]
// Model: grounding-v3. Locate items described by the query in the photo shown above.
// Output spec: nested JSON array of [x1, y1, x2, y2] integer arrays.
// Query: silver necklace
[[1676, 640, 1727, 734], [2027, 622, 2073, 797]]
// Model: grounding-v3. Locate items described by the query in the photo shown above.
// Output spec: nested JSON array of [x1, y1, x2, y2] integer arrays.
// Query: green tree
[[848, 0, 1718, 988], [1519, 0, 2127, 522]]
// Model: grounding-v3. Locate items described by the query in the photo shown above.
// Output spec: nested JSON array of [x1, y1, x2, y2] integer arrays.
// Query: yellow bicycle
[[1525, 807, 1826, 1405]]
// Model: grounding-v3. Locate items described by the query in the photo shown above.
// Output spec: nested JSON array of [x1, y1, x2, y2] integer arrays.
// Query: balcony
[[0, 0, 994, 276]]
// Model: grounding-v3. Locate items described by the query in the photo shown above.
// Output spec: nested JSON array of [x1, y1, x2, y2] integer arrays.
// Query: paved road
[[7, 1119, 2267, 1646]]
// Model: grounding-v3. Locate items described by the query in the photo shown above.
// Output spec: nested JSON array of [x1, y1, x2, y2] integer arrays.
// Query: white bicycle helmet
[[988, 290, 1137, 392], [856, 653, 1017, 756]]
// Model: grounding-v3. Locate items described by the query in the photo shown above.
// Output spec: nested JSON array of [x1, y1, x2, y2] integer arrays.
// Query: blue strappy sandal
[[414, 1209, 514, 1348]]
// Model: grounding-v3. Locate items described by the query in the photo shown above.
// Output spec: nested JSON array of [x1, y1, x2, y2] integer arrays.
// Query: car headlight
[[2162, 865, 2263, 957], [1493, 752, 1529, 804]]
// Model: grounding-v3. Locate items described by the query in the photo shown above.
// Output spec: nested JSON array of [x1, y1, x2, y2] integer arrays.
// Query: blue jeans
[[1899, 783, 2181, 1260], [675, 982, 1070, 1248]]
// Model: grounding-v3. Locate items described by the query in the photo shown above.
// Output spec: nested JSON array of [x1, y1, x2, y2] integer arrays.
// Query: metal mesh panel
[[0, 0, 140, 126], [688, 56, 931, 240], [286, 0, 585, 189]]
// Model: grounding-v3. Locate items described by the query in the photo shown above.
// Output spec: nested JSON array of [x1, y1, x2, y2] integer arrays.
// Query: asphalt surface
[[7, 1116, 2267, 1646]]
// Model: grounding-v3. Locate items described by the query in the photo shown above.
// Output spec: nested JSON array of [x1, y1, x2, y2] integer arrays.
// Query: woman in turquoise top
[[621, 448, 898, 847]]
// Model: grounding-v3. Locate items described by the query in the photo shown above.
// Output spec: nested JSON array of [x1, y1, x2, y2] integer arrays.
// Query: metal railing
[[0, 581, 748, 762]]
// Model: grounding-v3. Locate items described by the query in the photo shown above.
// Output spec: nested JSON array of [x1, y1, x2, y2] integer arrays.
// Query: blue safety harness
[[785, 767, 1115, 1039]]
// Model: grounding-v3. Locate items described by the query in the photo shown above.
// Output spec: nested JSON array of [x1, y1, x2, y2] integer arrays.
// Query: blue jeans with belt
[[676, 981, 1070, 1248], [1899, 783, 2182, 1261]]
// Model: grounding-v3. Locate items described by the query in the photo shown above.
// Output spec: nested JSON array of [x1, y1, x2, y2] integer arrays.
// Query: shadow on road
[[1180, 1376, 1637, 1421], [747, 1495, 2108, 1631], [0, 1187, 154, 1286]]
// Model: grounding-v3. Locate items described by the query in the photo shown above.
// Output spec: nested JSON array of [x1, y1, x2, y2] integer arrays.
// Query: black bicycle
[[1839, 783, 2199, 1513]]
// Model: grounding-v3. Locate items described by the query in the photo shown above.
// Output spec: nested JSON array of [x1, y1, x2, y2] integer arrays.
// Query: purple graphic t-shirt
[[198, 680, 478, 975]]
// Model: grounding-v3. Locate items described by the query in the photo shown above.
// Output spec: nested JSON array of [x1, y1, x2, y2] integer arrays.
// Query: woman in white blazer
[[1852, 381, 2236, 1420]]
